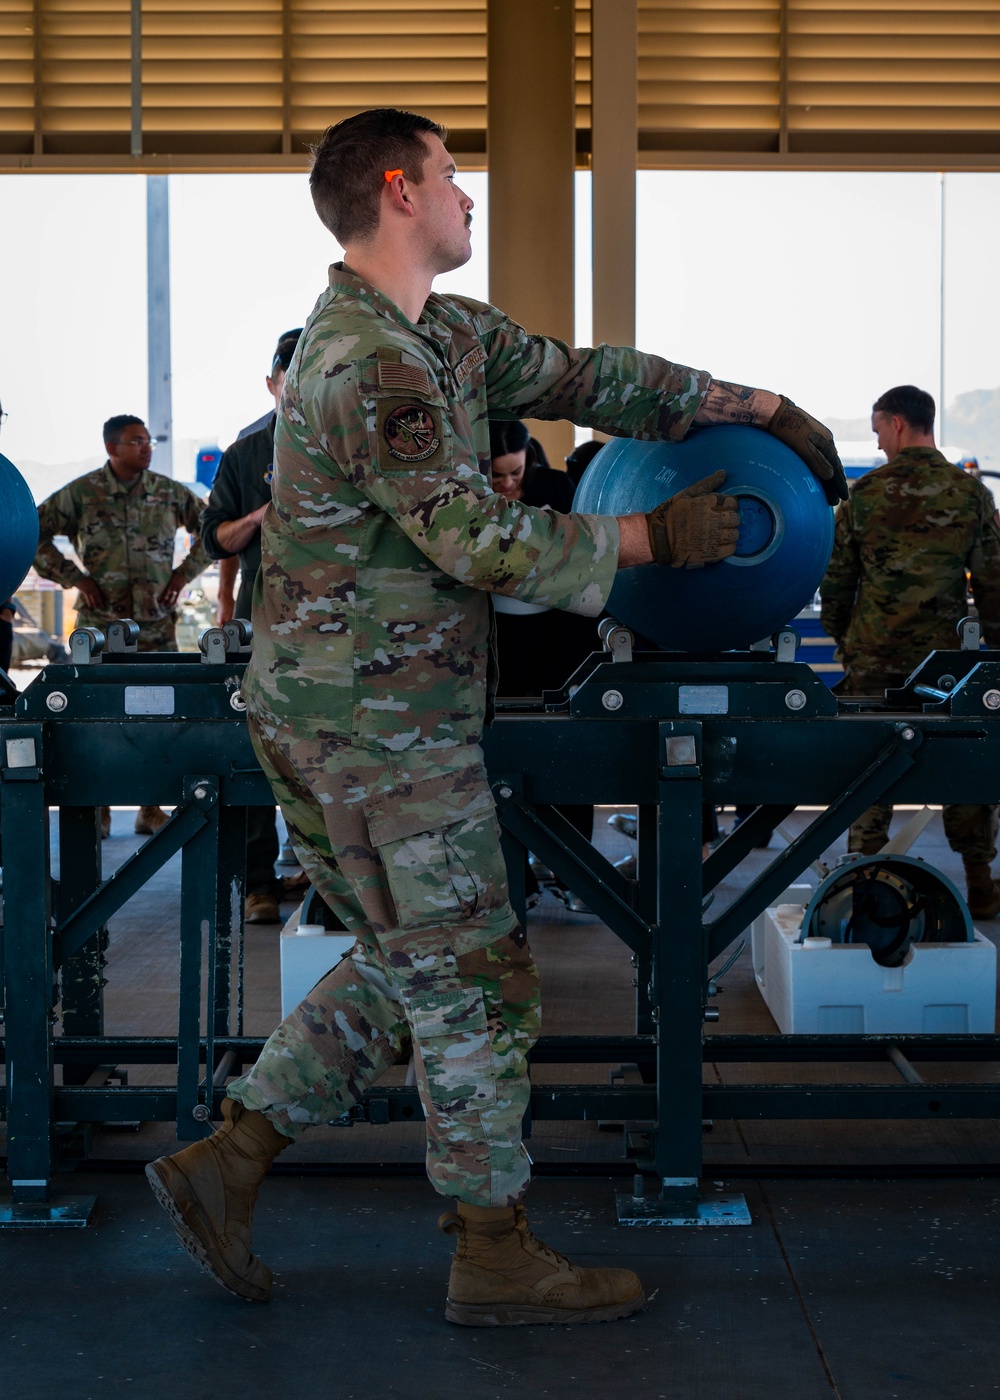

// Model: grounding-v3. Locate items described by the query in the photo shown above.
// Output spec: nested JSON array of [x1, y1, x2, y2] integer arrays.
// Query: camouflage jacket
[[33, 464, 209, 630], [820, 446, 1000, 676], [243, 264, 710, 751]]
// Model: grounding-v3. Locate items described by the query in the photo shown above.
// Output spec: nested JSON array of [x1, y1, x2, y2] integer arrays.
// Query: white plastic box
[[279, 920, 355, 1019], [751, 884, 997, 1034]]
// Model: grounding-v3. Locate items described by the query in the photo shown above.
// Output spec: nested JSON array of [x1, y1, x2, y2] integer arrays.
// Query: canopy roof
[[3, 0, 999, 171]]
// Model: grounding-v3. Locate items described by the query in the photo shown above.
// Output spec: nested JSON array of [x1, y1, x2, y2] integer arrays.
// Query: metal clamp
[[599, 618, 634, 664], [69, 628, 105, 665], [958, 617, 982, 651], [200, 621, 253, 664], [105, 619, 140, 653], [198, 628, 230, 665], [222, 618, 253, 654]]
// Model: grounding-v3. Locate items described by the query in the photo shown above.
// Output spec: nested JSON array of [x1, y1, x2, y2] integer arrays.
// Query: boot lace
[[513, 1205, 571, 1269]]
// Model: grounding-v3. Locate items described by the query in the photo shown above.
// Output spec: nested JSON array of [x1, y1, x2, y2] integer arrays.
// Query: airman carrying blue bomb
[[147, 105, 845, 1326]]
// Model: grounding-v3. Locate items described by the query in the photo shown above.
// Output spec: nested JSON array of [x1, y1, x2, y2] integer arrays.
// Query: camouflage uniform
[[33, 464, 208, 650], [820, 446, 1000, 856], [229, 263, 711, 1206]]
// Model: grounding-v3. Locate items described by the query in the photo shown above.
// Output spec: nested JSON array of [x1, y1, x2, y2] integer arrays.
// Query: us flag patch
[[378, 360, 433, 395]]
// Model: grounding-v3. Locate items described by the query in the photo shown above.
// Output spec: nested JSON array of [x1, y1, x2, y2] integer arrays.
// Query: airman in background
[[33, 414, 208, 835], [821, 383, 1000, 917]]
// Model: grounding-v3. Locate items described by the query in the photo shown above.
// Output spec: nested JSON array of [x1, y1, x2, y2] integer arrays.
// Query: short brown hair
[[310, 108, 447, 245], [872, 385, 935, 435]]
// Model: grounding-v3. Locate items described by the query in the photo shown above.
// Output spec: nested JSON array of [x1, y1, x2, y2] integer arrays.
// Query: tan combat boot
[[146, 1097, 289, 1301], [439, 1201, 645, 1326], [963, 861, 1000, 920]]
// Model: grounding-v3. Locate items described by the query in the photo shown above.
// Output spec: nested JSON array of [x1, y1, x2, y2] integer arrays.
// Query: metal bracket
[[492, 781, 651, 953], [105, 619, 140, 653], [959, 617, 982, 651], [616, 1177, 751, 1227], [69, 628, 105, 665], [2, 729, 42, 782], [198, 628, 230, 665], [599, 618, 634, 664], [222, 618, 253, 654], [705, 722, 924, 961], [200, 622, 253, 663], [55, 784, 215, 963], [0, 1196, 96, 1229]]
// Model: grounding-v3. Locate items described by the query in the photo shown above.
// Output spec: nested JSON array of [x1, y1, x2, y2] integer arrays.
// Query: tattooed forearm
[[698, 379, 781, 427]]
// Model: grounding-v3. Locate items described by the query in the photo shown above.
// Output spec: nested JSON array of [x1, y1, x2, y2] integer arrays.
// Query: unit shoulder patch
[[382, 401, 442, 464]]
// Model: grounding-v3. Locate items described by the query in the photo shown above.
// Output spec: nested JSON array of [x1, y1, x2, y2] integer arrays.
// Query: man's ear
[[384, 173, 414, 216]]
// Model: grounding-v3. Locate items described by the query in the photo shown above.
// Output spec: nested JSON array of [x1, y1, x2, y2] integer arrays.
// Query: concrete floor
[[4, 803, 1000, 1399]]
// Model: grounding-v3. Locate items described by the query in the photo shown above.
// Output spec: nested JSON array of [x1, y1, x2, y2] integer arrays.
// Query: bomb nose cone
[[0, 453, 39, 607]]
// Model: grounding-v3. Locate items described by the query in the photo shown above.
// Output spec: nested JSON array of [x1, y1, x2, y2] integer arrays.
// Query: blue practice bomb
[[573, 424, 835, 652], [0, 452, 39, 607]]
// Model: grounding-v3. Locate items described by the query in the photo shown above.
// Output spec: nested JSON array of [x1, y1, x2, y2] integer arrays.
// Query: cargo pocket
[[365, 769, 503, 932], [406, 984, 497, 1111]]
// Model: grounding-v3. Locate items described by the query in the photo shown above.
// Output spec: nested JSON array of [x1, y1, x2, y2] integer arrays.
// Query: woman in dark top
[[489, 419, 598, 910], [489, 420, 596, 696], [490, 419, 575, 513]]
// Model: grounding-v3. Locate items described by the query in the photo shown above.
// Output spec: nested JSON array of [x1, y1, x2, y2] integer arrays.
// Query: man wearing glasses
[[33, 413, 208, 834]]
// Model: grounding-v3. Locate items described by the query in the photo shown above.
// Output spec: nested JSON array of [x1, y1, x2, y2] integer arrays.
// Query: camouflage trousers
[[839, 671, 998, 863], [849, 802, 998, 863], [133, 619, 177, 651], [227, 715, 541, 1208]]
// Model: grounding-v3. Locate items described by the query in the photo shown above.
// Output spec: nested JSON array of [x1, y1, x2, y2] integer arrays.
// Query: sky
[[3, 167, 1000, 496]]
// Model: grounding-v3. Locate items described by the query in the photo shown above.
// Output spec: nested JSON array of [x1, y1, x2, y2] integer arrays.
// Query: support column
[[591, 0, 637, 351], [147, 176, 174, 478], [487, 0, 576, 466]]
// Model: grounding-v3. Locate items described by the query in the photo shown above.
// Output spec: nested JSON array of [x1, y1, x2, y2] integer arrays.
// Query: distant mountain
[[942, 387, 1000, 464], [826, 416, 873, 443], [11, 456, 105, 503], [9, 453, 206, 504]]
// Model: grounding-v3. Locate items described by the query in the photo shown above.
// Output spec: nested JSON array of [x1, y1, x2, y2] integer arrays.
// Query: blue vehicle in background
[[195, 443, 223, 491]]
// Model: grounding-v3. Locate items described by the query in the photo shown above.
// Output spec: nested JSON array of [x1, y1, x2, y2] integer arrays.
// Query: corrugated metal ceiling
[[2, 0, 998, 170]]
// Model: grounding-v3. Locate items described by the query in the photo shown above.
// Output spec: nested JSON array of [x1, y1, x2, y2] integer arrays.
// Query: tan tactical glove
[[766, 397, 849, 504], [646, 471, 740, 569]]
